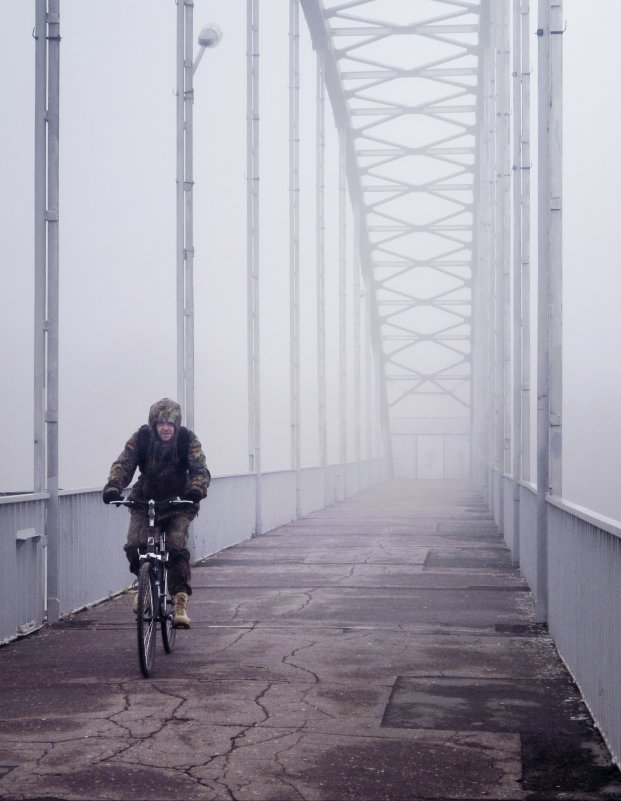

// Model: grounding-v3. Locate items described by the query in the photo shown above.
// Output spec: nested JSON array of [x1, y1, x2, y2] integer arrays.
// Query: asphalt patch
[[424, 547, 513, 570], [382, 676, 621, 798]]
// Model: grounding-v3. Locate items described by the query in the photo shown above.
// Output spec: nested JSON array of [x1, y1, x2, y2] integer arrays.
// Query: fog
[[1, 1, 378, 492], [1, 1, 621, 521]]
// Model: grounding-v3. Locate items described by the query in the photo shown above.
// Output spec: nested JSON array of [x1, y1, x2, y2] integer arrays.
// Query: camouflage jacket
[[104, 426, 211, 507]]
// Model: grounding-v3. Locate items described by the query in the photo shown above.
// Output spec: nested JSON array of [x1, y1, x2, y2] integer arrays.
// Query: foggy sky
[[1, 1, 620, 521]]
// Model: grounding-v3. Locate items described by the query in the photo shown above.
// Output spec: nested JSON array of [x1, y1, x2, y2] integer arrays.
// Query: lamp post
[[176, 4, 222, 431]]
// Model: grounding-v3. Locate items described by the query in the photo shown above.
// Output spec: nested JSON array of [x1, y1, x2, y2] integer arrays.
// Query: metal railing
[[0, 458, 386, 645], [491, 470, 621, 765]]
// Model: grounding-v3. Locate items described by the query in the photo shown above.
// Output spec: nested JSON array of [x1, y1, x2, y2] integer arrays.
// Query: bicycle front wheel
[[137, 561, 156, 677], [160, 589, 176, 654]]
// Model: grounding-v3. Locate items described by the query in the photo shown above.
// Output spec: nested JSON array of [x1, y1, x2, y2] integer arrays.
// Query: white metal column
[[493, 0, 510, 525], [338, 133, 348, 492], [474, 0, 492, 499], [247, 0, 261, 534], [316, 50, 327, 487], [289, 0, 301, 517], [176, 1, 185, 415], [511, 0, 523, 561], [34, 0, 47, 494], [353, 203, 362, 471], [183, 0, 196, 430], [521, 0, 532, 484], [45, 0, 60, 623], [535, 0, 563, 621]]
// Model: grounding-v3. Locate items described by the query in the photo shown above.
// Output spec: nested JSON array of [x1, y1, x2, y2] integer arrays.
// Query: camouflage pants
[[124, 511, 193, 596]]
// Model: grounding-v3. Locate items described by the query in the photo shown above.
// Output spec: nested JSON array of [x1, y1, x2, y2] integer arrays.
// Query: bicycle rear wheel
[[137, 561, 156, 677]]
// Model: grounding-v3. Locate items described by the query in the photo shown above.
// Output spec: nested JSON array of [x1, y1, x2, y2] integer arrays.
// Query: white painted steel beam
[[246, 0, 261, 534], [511, 0, 523, 564], [45, 0, 61, 625], [289, 0, 301, 517], [34, 0, 46, 494], [536, 0, 563, 621], [316, 51, 328, 491], [520, 0, 532, 483]]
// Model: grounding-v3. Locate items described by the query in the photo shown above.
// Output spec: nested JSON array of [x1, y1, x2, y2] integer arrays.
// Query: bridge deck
[[1, 480, 620, 800]]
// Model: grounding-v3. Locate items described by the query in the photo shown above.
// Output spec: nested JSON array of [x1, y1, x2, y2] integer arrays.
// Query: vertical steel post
[[483, 1, 496, 504], [521, 0, 532, 482], [500, 0, 511, 487], [535, 0, 563, 621], [289, 0, 301, 516], [493, 0, 509, 527], [183, 0, 195, 431], [472, 0, 489, 494], [316, 50, 327, 488], [475, 0, 491, 498], [176, 1, 185, 413], [548, 0, 563, 495], [353, 204, 362, 473], [365, 300, 373, 462], [489, 1, 501, 512], [46, 0, 61, 623], [34, 0, 47, 493], [247, 0, 261, 533], [511, 0, 523, 563], [338, 133, 347, 491], [535, 0, 550, 622]]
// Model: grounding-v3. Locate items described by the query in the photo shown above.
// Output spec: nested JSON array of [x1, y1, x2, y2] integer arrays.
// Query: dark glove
[[102, 486, 121, 505], [184, 488, 203, 504]]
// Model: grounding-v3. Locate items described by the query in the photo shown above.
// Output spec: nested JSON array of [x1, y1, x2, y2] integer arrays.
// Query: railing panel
[[1, 462, 388, 642], [0, 495, 47, 643], [518, 483, 538, 595], [59, 491, 130, 615], [261, 471, 297, 533], [193, 474, 256, 558], [548, 503, 621, 764], [491, 468, 502, 528], [502, 475, 514, 551], [299, 467, 327, 516]]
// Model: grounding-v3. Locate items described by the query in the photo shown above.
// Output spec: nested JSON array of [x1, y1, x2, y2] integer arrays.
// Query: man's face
[[156, 421, 175, 442]]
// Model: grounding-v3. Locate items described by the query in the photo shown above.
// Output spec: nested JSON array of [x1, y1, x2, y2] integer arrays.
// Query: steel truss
[[301, 0, 481, 478]]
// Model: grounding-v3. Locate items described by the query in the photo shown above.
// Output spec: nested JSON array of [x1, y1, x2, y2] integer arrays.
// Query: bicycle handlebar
[[110, 497, 195, 510]]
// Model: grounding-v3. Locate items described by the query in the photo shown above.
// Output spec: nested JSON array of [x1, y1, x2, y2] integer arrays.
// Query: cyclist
[[102, 398, 211, 628]]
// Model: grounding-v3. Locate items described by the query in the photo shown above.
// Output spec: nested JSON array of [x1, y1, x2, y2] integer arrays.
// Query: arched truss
[[301, 0, 481, 477]]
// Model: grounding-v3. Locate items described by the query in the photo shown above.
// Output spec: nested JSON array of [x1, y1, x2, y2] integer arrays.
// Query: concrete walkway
[[1, 480, 620, 800]]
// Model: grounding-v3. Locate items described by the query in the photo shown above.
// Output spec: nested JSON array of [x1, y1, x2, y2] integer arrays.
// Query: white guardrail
[[0, 459, 386, 645], [492, 472, 621, 766]]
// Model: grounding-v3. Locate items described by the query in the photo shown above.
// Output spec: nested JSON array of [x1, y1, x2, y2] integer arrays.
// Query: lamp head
[[198, 23, 222, 49]]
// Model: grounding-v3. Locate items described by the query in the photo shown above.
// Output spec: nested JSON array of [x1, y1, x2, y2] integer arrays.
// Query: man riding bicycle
[[102, 398, 211, 628]]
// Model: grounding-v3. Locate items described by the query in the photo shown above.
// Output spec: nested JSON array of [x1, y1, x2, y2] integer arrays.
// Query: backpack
[[137, 424, 190, 473]]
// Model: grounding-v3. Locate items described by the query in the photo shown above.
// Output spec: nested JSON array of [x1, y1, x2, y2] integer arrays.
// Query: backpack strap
[[177, 426, 190, 469], [137, 425, 151, 473]]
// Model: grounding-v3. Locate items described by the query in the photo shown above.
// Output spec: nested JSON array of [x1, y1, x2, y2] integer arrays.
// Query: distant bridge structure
[[3, 0, 621, 767]]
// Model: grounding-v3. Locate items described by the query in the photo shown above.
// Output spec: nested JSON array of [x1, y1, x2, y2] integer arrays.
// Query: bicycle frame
[[140, 500, 169, 606], [112, 496, 194, 677]]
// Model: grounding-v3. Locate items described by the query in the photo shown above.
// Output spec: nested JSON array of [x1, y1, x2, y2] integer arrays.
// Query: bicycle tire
[[137, 561, 156, 677], [161, 590, 176, 654], [160, 562, 176, 653]]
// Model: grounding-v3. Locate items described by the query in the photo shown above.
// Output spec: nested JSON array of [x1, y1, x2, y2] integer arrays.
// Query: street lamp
[[176, 7, 222, 432], [195, 23, 223, 68]]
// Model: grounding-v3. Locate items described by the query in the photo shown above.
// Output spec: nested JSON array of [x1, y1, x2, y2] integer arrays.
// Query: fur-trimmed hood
[[148, 398, 182, 429]]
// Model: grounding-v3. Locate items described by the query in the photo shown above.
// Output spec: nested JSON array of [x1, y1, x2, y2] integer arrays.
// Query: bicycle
[[111, 497, 194, 678]]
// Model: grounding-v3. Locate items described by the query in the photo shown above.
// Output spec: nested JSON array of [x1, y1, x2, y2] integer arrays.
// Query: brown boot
[[174, 592, 191, 629]]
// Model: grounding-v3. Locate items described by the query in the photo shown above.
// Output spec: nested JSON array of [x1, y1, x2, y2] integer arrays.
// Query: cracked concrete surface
[[1, 480, 620, 800]]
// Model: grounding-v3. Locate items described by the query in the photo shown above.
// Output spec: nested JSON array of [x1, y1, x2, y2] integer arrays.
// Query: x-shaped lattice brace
[[301, 0, 481, 468]]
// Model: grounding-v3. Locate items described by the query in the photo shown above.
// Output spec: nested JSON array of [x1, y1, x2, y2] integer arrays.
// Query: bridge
[[2, 0, 621, 795]]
